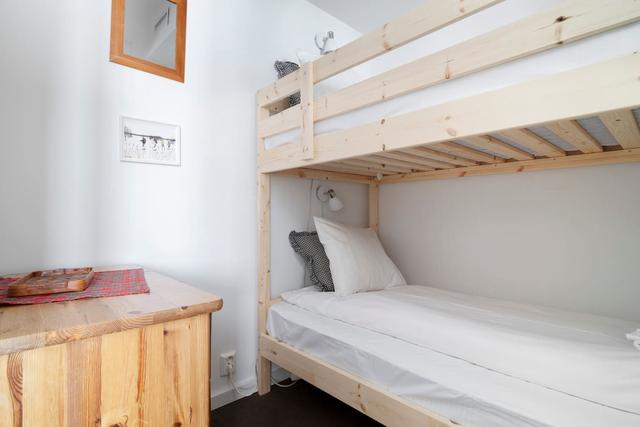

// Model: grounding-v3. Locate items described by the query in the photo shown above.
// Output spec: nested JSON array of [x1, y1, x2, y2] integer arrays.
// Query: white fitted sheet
[[267, 286, 640, 427]]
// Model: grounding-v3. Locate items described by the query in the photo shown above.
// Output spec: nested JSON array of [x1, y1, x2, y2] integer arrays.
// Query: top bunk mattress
[[268, 285, 640, 426]]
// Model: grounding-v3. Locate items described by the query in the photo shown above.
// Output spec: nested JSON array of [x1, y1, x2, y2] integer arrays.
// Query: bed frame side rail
[[260, 334, 456, 427]]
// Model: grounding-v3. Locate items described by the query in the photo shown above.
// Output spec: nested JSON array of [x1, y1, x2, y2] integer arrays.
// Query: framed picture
[[120, 116, 181, 166]]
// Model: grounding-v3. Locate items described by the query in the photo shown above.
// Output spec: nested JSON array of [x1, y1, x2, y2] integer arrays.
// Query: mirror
[[110, 0, 186, 82]]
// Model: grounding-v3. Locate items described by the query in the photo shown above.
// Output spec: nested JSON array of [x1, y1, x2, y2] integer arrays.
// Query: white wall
[[380, 163, 640, 322], [0, 0, 362, 405], [307, 0, 424, 33]]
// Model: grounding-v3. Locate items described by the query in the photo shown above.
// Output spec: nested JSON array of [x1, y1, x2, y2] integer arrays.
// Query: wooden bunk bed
[[256, 1, 640, 425]]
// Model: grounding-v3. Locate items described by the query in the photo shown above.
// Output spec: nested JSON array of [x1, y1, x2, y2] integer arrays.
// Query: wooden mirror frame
[[110, 0, 187, 82]]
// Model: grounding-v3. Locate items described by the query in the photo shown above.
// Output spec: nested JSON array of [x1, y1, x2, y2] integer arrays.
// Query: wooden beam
[[258, 105, 301, 139], [398, 146, 479, 167], [305, 163, 378, 176], [499, 128, 566, 157], [258, 54, 640, 173], [600, 109, 640, 149], [257, 104, 269, 155], [318, 162, 383, 176], [261, 335, 455, 427], [257, 173, 271, 395], [364, 155, 434, 172], [300, 63, 314, 160], [258, 0, 640, 134], [257, 68, 301, 107], [462, 135, 534, 160], [369, 182, 379, 232], [377, 151, 456, 169], [381, 148, 640, 184], [546, 120, 603, 153], [312, 0, 502, 83], [340, 158, 412, 174], [274, 168, 374, 183], [431, 142, 505, 164]]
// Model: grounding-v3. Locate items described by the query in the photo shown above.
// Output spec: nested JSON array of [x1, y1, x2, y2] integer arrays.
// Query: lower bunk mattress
[[267, 285, 640, 427]]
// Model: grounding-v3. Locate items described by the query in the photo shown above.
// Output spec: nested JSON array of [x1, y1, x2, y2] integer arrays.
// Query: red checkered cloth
[[0, 268, 149, 305]]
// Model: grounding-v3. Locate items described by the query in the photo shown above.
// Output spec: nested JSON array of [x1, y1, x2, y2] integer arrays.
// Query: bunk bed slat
[[341, 158, 413, 174], [398, 147, 479, 167], [461, 135, 535, 160], [377, 151, 457, 170], [430, 142, 503, 164], [599, 109, 640, 149], [364, 155, 434, 172], [499, 128, 567, 157], [546, 120, 604, 153]]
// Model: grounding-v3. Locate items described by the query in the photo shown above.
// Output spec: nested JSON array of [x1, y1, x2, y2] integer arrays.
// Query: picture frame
[[119, 116, 181, 166]]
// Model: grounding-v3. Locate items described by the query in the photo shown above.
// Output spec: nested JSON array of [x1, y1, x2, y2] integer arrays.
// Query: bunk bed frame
[[256, 1, 640, 425]]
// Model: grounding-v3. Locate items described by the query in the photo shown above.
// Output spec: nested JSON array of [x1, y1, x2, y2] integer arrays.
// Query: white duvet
[[281, 285, 640, 416]]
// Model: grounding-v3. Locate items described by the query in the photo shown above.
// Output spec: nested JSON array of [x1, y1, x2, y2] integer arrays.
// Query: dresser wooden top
[[0, 266, 223, 355]]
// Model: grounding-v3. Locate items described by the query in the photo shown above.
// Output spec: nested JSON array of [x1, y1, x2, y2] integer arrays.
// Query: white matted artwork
[[120, 116, 181, 166]]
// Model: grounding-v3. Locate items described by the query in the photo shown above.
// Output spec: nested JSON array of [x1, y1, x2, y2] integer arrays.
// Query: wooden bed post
[[257, 101, 272, 395], [300, 62, 314, 160], [369, 181, 379, 232], [257, 171, 272, 395]]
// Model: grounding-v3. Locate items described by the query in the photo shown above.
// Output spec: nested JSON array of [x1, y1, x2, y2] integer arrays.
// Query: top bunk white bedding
[[265, 17, 640, 151], [268, 285, 640, 427]]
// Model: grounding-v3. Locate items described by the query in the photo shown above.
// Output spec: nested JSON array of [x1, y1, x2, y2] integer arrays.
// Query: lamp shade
[[329, 196, 344, 212], [323, 36, 338, 54]]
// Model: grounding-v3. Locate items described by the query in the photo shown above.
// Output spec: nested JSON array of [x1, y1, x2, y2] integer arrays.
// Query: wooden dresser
[[0, 267, 223, 426]]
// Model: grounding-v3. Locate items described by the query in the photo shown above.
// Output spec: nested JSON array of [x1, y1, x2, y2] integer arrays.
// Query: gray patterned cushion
[[289, 231, 334, 292]]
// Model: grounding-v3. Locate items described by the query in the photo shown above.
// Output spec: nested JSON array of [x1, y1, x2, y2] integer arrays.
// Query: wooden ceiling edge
[[272, 168, 375, 184], [378, 148, 640, 184]]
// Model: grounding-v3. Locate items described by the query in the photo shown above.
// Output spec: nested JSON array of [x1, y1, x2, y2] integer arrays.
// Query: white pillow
[[314, 217, 406, 296]]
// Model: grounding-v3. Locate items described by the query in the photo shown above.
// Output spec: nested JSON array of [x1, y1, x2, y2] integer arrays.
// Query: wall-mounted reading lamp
[[315, 31, 337, 55], [316, 185, 344, 212]]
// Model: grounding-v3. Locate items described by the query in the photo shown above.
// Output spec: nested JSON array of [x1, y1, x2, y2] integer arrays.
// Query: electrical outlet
[[219, 351, 236, 377]]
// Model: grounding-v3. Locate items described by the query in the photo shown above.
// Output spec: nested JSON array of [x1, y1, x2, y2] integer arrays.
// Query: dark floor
[[212, 380, 382, 427]]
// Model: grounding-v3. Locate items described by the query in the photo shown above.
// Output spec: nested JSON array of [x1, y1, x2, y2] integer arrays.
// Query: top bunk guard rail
[[256, 0, 503, 161], [256, 0, 502, 106], [261, 53, 640, 172], [256, 0, 640, 180]]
